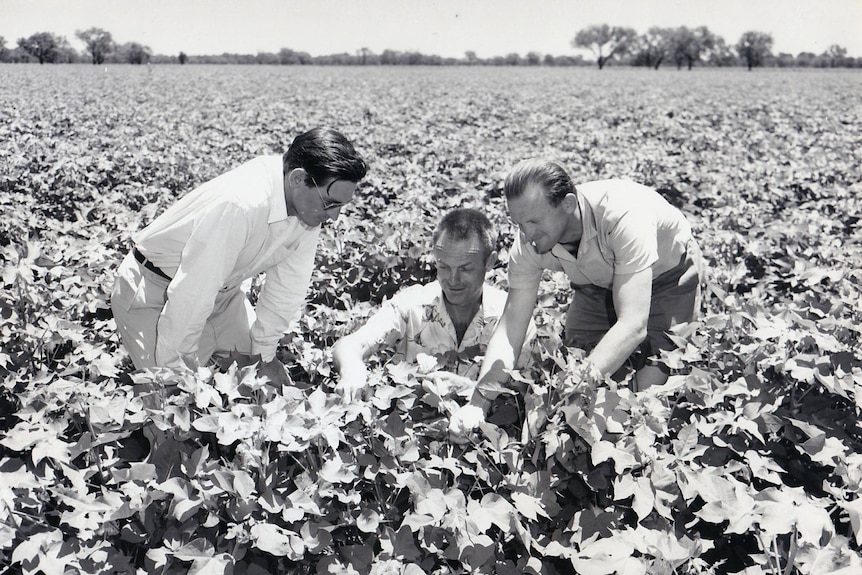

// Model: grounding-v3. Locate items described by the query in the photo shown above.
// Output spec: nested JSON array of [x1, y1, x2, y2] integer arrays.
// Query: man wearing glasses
[[111, 127, 367, 385]]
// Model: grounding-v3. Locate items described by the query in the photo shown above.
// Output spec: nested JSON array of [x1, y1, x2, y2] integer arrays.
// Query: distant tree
[[357, 47, 374, 65], [56, 36, 79, 62], [17, 32, 64, 63], [824, 44, 848, 67], [505, 52, 522, 65], [543, 53, 556, 66], [404, 51, 422, 65], [255, 51, 279, 65], [380, 49, 402, 65], [795, 51, 817, 67], [526, 51, 542, 65], [736, 31, 773, 70], [669, 26, 717, 70], [76, 27, 114, 65], [775, 52, 795, 68], [178, 51, 187, 65], [464, 50, 478, 65], [635, 26, 674, 69], [0, 35, 7, 62], [329, 52, 357, 65], [279, 48, 302, 65], [115, 42, 152, 64], [559, 54, 589, 66], [706, 37, 737, 67], [572, 24, 638, 69]]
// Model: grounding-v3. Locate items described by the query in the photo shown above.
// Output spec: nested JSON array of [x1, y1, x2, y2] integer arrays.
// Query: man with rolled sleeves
[[475, 158, 702, 402]]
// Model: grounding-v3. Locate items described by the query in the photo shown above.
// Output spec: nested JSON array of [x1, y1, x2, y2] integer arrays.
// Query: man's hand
[[257, 358, 292, 387], [335, 365, 368, 402]]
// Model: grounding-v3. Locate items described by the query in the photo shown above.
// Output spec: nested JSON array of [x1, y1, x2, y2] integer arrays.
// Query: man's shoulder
[[208, 156, 282, 206], [578, 179, 665, 221], [389, 281, 442, 307], [577, 178, 652, 199]]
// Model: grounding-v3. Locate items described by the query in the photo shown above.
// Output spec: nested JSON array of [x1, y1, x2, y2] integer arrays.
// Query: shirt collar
[[268, 160, 289, 224], [430, 281, 490, 321], [551, 190, 597, 260], [577, 189, 598, 243]]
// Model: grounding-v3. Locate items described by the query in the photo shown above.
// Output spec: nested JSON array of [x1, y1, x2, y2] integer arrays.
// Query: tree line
[[2, 24, 859, 69]]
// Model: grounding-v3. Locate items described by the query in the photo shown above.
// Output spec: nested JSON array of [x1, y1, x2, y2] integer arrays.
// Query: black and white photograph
[[1, 1, 861, 573]]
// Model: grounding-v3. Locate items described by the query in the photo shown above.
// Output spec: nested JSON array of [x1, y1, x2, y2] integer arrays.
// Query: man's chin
[[443, 290, 478, 307]]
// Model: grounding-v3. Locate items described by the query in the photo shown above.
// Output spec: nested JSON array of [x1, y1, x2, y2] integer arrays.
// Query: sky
[[2, 0, 861, 59]]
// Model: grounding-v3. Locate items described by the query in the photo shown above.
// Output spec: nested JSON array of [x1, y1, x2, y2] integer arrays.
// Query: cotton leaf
[[319, 458, 356, 484], [591, 440, 638, 474], [840, 498, 862, 545], [251, 523, 305, 560], [0, 524, 15, 549], [613, 474, 636, 501], [187, 553, 233, 575], [800, 434, 847, 466], [570, 534, 638, 575], [511, 491, 548, 521], [0, 421, 65, 452], [632, 477, 655, 521], [233, 471, 256, 499], [172, 538, 215, 561], [192, 414, 221, 433], [415, 353, 439, 374], [173, 498, 204, 523], [31, 437, 72, 465], [356, 508, 381, 533], [795, 501, 834, 546], [633, 526, 696, 564], [745, 450, 783, 485], [11, 529, 63, 570], [401, 512, 435, 531], [476, 493, 515, 531]]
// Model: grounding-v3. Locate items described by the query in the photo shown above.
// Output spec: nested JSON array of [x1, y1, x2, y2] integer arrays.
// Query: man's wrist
[[575, 358, 604, 385]]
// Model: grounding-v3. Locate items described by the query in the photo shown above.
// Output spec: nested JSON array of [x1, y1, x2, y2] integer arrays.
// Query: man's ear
[[484, 250, 498, 272], [561, 193, 578, 213], [287, 168, 307, 187]]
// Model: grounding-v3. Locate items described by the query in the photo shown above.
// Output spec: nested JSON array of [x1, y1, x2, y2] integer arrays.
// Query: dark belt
[[133, 248, 172, 281]]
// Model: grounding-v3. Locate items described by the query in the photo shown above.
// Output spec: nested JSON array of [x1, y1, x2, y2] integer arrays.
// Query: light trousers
[[110, 252, 255, 369]]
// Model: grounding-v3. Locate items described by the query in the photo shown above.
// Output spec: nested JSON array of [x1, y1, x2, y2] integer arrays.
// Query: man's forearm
[[586, 320, 647, 376], [477, 333, 517, 382]]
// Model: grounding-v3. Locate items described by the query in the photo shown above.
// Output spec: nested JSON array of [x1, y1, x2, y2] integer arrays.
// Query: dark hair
[[503, 158, 574, 207], [283, 127, 368, 185], [432, 208, 495, 261]]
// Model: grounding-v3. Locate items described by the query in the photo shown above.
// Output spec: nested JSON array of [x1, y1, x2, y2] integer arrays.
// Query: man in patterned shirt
[[332, 208, 533, 401]]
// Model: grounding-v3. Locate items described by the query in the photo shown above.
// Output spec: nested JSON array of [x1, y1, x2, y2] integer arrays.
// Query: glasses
[[311, 177, 349, 211]]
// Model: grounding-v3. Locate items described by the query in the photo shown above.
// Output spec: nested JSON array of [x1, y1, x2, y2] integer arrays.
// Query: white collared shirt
[[134, 155, 320, 366]]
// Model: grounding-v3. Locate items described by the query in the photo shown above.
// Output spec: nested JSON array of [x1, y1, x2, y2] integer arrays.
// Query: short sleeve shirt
[[508, 179, 693, 291], [351, 281, 532, 378]]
